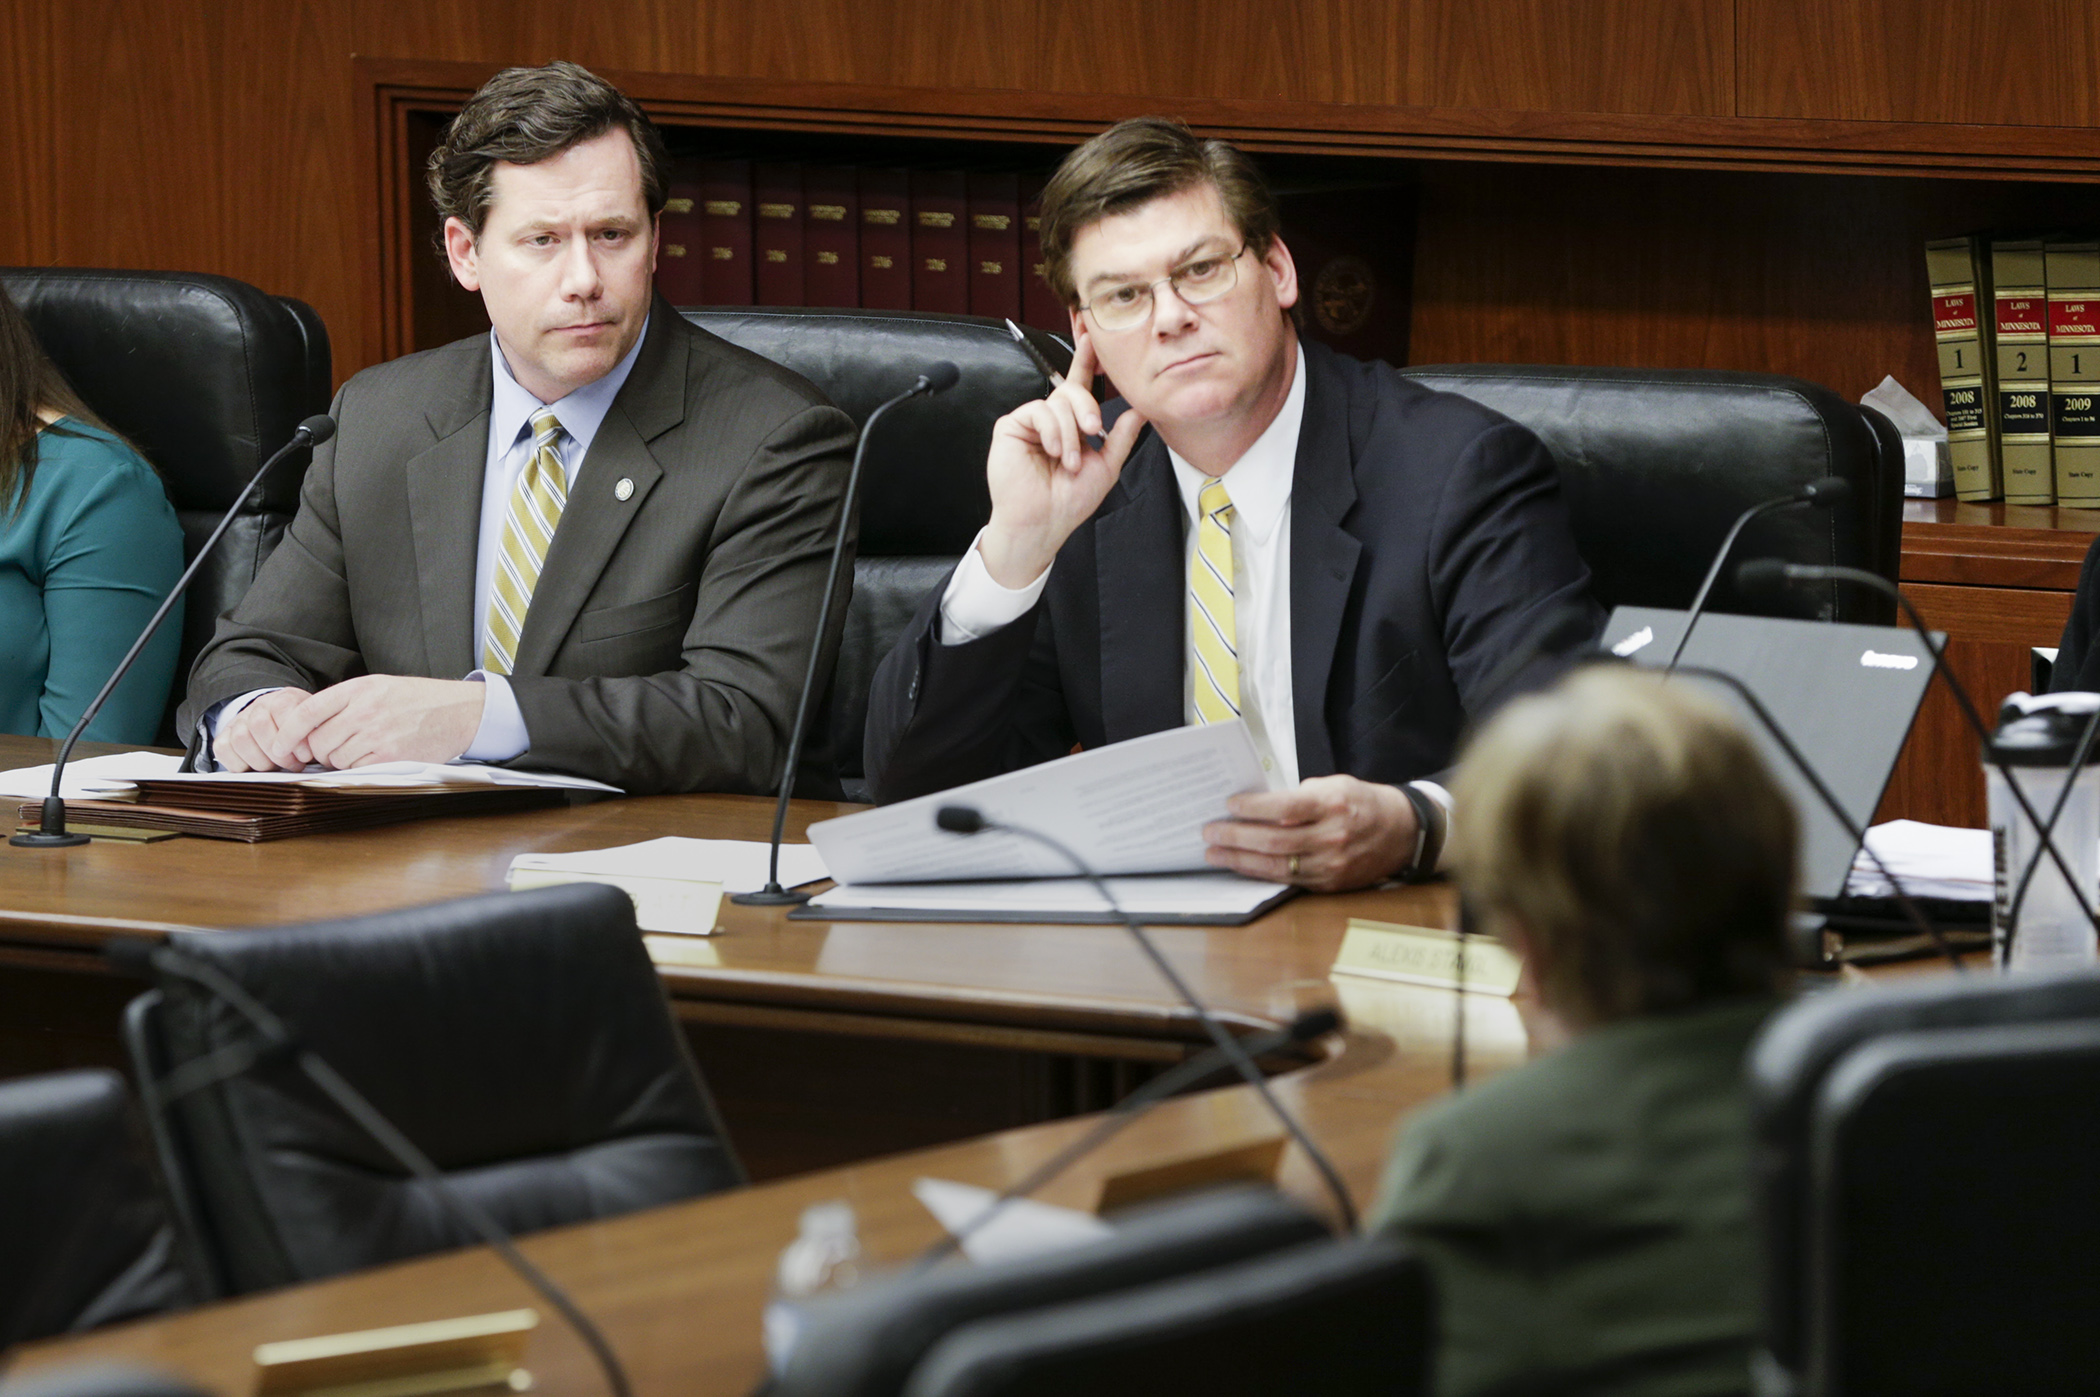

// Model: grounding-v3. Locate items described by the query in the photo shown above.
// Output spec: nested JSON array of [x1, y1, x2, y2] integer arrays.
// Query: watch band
[[1396, 782, 1448, 883]]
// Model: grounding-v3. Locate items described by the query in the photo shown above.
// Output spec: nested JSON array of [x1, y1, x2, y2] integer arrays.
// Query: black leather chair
[[122, 883, 742, 1298], [774, 1186, 1333, 1397], [0, 1069, 191, 1346], [1748, 969, 2100, 1396], [683, 308, 1067, 799], [0, 268, 333, 742], [1405, 366, 1903, 625], [904, 1234, 1429, 1397]]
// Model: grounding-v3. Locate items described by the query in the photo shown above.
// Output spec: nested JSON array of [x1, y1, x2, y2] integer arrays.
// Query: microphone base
[[729, 885, 812, 907], [10, 829, 91, 848]]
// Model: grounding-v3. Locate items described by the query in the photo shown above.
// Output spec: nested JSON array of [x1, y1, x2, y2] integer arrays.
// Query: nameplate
[[644, 934, 722, 968], [1330, 919, 1521, 995], [254, 1308, 536, 1397], [1091, 1134, 1286, 1214]]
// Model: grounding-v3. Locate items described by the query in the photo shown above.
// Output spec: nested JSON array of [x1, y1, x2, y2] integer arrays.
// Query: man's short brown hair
[[1036, 117, 1280, 308], [1452, 665, 1796, 1027], [426, 60, 669, 241]]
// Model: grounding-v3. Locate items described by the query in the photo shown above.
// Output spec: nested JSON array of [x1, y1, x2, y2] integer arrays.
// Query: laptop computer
[[1599, 607, 1940, 909]]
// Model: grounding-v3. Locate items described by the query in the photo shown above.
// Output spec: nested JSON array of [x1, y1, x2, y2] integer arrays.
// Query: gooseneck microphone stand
[[1666, 476, 1851, 671], [13, 414, 337, 848], [733, 364, 961, 905]]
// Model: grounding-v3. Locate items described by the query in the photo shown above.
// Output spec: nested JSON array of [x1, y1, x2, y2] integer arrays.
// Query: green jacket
[[1372, 996, 1781, 1397]]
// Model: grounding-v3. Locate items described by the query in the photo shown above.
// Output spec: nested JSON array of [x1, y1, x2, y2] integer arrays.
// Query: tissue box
[[1903, 437, 1953, 498]]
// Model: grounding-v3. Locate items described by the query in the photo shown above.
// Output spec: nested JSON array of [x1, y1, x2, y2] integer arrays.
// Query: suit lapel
[[512, 309, 687, 675], [1095, 434, 1186, 741], [1288, 345, 1361, 779], [407, 340, 496, 677]]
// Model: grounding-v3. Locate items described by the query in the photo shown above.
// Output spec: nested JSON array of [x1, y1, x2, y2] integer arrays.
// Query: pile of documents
[[506, 837, 828, 935], [1845, 819, 1993, 902], [2, 753, 618, 842]]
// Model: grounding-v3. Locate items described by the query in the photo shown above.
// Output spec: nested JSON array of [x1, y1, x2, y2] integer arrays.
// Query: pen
[[1005, 319, 1105, 450]]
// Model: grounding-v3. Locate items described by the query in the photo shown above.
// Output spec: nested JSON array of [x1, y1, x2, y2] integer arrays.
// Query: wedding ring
[[1287, 854, 1300, 878]]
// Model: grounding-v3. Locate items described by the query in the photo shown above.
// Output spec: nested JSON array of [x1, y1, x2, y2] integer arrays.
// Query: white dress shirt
[[939, 343, 1451, 853], [204, 319, 649, 765]]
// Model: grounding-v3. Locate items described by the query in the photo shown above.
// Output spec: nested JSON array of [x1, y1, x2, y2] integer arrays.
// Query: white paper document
[[807, 721, 1272, 885], [0, 750, 184, 800], [807, 871, 1292, 923], [912, 1177, 1112, 1264], [1846, 819, 1993, 902], [508, 837, 828, 895]]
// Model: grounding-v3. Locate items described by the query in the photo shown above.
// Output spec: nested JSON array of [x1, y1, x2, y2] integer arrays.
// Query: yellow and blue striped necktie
[[1189, 478, 1240, 724], [483, 408, 568, 676]]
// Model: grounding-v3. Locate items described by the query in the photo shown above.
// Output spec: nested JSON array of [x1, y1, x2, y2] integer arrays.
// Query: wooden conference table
[[1, 732, 1525, 1391]]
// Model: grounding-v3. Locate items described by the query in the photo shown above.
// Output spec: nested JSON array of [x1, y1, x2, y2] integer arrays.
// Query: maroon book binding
[[654, 161, 705, 307], [967, 171, 1021, 322], [753, 162, 804, 307], [1018, 172, 1066, 336], [859, 168, 911, 311], [802, 165, 859, 309], [910, 170, 969, 314], [698, 158, 754, 306]]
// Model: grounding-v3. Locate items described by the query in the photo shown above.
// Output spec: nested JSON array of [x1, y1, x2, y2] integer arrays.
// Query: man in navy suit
[[863, 118, 1599, 890]]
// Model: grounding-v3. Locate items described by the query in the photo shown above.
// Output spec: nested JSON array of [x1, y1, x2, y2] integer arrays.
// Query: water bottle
[[1985, 692, 2100, 972], [762, 1199, 862, 1375]]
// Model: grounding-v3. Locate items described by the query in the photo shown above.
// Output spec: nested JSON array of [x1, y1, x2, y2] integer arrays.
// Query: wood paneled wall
[[4, 0, 2098, 384]]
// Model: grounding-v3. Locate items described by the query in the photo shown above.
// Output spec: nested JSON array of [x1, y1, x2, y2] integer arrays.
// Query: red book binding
[[910, 170, 969, 314], [967, 171, 1021, 322], [1019, 172, 1066, 337], [859, 168, 911, 311], [654, 161, 705, 307], [802, 165, 859, 309], [753, 162, 804, 307], [698, 158, 753, 306]]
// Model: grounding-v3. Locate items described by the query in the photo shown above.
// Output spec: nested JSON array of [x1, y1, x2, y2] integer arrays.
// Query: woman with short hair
[[1373, 663, 1797, 1397], [0, 284, 184, 741]]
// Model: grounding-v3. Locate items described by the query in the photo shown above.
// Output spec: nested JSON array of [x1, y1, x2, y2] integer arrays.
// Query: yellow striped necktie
[[483, 408, 569, 676], [1189, 478, 1240, 724]]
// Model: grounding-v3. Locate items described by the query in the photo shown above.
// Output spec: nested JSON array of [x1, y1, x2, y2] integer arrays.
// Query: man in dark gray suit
[[181, 63, 854, 795]]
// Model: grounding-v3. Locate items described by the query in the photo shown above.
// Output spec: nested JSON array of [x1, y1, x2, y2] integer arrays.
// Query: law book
[[1992, 237, 2055, 504], [910, 169, 970, 314], [1924, 236, 2000, 501], [654, 166, 705, 306], [753, 162, 804, 307], [859, 167, 911, 310], [698, 158, 754, 305], [2046, 236, 2100, 507], [1018, 173, 1066, 336], [802, 165, 859, 309], [966, 171, 1021, 321]]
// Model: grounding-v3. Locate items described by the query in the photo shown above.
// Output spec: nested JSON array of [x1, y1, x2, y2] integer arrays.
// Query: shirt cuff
[[938, 528, 1052, 645], [197, 688, 285, 771], [461, 672, 530, 762], [1408, 780, 1454, 873]]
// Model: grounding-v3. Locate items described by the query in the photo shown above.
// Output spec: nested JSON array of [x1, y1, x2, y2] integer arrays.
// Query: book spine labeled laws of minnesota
[[753, 163, 804, 307], [699, 159, 754, 305], [654, 163, 704, 307], [1019, 172, 1066, 336], [910, 170, 969, 314], [858, 168, 911, 311], [802, 166, 858, 309], [1925, 236, 2000, 501], [967, 171, 1021, 321], [1992, 238, 2053, 504], [2047, 237, 2100, 507]]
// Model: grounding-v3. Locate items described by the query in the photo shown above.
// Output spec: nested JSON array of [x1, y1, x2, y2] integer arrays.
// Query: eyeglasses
[[1081, 244, 1249, 331]]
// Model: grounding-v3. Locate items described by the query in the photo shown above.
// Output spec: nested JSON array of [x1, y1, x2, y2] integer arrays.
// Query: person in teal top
[[1372, 665, 1798, 1397], [0, 285, 184, 742]]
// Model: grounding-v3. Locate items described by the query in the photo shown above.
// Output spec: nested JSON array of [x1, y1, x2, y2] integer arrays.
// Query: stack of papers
[[3, 753, 620, 842], [506, 837, 828, 936], [1846, 819, 1993, 902]]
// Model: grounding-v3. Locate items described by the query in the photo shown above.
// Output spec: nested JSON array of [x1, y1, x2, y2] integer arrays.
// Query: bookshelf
[[360, 55, 2100, 829]]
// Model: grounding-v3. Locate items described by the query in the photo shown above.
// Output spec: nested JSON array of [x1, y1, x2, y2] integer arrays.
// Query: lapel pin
[[614, 477, 634, 501]]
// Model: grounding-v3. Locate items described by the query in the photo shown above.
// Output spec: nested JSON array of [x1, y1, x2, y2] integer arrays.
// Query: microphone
[[734, 365, 962, 905], [12, 415, 337, 848], [915, 1006, 1343, 1268], [1665, 476, 1850, 672], [105, 936, 632, 1397], [1739, 560, 2100, 959], [933, 804, 1359, 1230]]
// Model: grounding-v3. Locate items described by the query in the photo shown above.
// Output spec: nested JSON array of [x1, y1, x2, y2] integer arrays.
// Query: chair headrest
[[2, 268, 332, 514], [684, 308, 1066, 556]]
